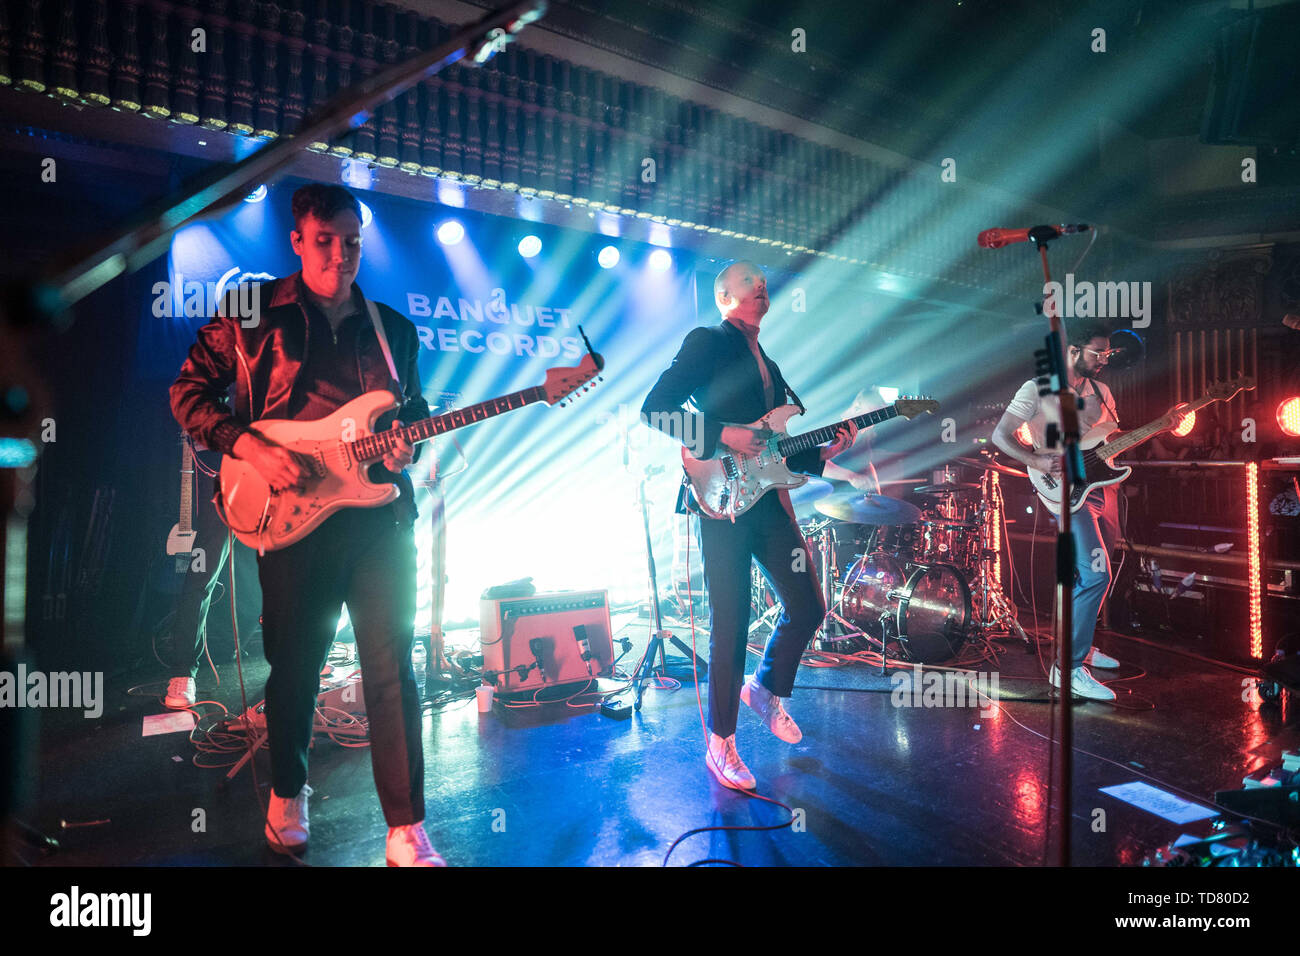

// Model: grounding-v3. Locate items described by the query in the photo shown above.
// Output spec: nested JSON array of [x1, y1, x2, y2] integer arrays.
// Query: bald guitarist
[[642, 260, 856, 791]]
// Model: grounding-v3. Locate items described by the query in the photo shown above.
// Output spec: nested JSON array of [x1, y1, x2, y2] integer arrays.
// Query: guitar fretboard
[[1101, 394, 1218, 459], [350, 386, 546, 462], [775, 406, 900, 458], [178, 439, 193, 534]]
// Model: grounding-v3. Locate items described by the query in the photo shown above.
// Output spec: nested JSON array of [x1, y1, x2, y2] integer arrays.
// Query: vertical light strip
[[1246, 462, 1262, 660], [991, 472, 1002, 587]]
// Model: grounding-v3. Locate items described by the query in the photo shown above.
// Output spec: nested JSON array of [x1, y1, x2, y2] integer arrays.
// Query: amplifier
[[479, 590, 615, 693]]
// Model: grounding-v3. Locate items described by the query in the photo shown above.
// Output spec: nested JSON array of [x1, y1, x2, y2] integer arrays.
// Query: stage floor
[[17, 612, 1299, 867]]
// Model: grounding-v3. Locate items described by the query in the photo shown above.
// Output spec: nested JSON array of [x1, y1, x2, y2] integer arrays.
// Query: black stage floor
[[17, 612, 1299, 867]]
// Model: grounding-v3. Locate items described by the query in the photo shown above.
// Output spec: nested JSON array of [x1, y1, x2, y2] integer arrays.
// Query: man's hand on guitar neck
[[379, 421, 415, 473], [820, 421, 858, 461], [233, 432, 313, 493]]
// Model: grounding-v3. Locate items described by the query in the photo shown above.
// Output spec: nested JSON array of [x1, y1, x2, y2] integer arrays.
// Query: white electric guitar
[[166, 433, 199, 564], [1027, 375, 1255, 514], [682, 398, 939, 520], [218, 352, 603, 552]]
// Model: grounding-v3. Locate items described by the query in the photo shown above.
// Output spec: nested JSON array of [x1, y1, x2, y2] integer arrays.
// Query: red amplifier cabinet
[[479, 590, 615, 693]]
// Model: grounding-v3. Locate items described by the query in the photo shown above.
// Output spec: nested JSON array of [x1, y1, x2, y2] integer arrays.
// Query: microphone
[[977, 224, 1092, 249]]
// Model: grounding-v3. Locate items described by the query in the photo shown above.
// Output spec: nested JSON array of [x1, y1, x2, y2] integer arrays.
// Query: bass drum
[[893, 563, 972, 663], [841, 552, 908, 636]]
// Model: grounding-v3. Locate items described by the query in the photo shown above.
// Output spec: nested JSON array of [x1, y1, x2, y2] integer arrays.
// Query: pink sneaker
[[386, 823, 447, 866]]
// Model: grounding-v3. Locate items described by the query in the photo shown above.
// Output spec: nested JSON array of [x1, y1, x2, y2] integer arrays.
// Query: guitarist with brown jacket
[[169, 184, 442, 865]]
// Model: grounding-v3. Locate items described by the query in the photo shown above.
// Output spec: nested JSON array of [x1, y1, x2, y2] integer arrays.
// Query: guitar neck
[[351, 386, 546, 462], [178, 439, 194, 534], [1101, 393, 1218, 459], [775, 406, 899, 458]]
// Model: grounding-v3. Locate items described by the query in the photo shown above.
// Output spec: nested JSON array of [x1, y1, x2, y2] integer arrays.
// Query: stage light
[[518, 235, 542, 258], [648, 248, 672, 272], [1172, 408, 1195, 437], [358, 201, 373, 229], [598, 245, 620, 269], [1278, 397, 1300, 437], [436, 220, 465, 245], [243, 184, 268, 203], [877, 386, 900, 405], [1015, 422, 1033, 446]]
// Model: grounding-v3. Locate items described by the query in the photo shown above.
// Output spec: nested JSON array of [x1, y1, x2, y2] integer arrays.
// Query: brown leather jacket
[[169, 272, 430, 520]]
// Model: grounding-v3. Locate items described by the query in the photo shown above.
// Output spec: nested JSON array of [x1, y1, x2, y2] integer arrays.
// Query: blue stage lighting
[[436, 220, 465, 245], [243, 184, 268, 203], [358, 201, 373, 229], [598, 245, 620, 269], [518, 235, 542, 258], [648, 248, 672, 272]]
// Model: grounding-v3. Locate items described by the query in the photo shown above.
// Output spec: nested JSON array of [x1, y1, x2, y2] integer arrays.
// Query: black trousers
[[257, 504, 424, 827], [696, 494, 825, 737]]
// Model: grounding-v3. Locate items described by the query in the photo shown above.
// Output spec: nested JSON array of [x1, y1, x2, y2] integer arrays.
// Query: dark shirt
[[642, 320, 825, 511], [294, 286, 369, 422]]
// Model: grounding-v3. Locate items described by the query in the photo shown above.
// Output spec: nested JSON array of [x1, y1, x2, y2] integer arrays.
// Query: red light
[[1278, 397, 1300, 438], [1015, 422, 1032, 446], [1172, 408, 1195, 438]]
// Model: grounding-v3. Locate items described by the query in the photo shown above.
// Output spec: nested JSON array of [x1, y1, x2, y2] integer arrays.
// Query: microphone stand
[[628, 437, 706, 713], [1028, 225, 1085, 868]]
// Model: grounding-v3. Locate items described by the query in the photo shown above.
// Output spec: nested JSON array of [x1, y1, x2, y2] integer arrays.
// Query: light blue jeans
[[1070, 487, 1120, 667]]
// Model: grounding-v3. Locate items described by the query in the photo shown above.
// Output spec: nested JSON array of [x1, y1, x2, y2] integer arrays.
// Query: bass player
[[991, 319, 1122, 701]]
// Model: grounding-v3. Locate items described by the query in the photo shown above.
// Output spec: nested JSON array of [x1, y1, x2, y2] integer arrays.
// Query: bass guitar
[[1027, 375, 1255, 514]]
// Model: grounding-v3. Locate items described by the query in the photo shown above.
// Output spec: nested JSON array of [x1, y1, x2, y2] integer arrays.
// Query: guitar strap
[[783, 382, 806, 414], [364, 299, 403, 396]]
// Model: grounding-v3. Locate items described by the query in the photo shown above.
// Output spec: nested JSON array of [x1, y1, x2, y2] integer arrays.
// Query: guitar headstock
[[1206, 375, 1256, 402], [894, 396, 940, 419], [542, 352, 605, 406]]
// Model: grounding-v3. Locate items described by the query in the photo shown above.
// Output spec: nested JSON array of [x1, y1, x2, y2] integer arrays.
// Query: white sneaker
[[265, 784, 312, 854], [386, 823, 447, 867], [741, 677, 802, 743], [1085, 647, 1120, 670], [1050, 664, 1116, 702], [706, 733, 757, 791], [163, 677, 195, 710]]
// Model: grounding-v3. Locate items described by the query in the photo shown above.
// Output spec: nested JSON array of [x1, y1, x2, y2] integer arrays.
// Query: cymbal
[[788, 476, 834, 515], [954, 454, 1028, 479], [815, 492, 924, 526], [913, 482, 981, 495]]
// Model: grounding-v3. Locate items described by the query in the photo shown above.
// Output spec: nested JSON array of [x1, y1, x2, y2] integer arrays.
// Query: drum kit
[[779, 450, 1033, 665]]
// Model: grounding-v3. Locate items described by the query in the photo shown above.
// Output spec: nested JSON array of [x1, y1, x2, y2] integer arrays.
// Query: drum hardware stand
[[970, 472, 1034, 652]]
